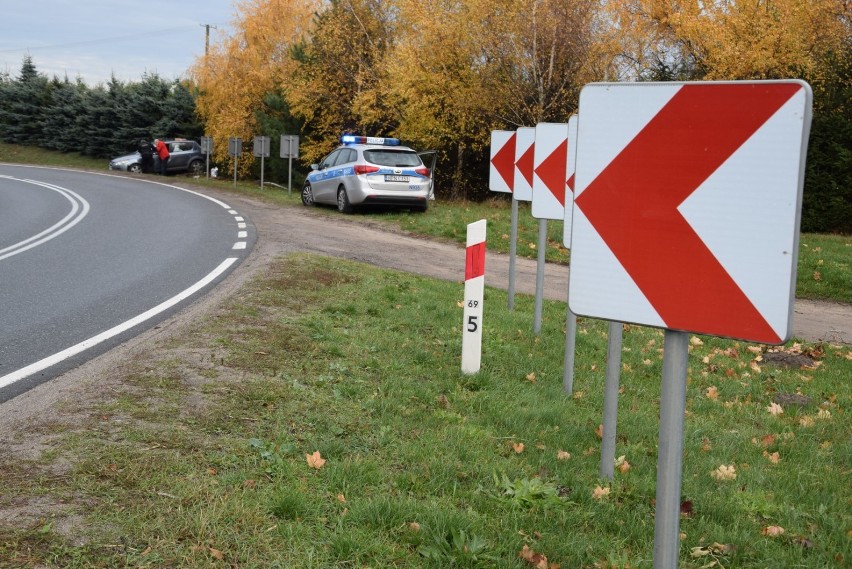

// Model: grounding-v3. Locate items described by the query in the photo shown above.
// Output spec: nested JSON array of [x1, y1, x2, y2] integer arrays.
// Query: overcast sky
[[0, 0, 237, 85]]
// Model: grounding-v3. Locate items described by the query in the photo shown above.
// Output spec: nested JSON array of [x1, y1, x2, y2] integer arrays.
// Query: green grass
[[2, 142, 849, 303], [1, 254, 848, 568]]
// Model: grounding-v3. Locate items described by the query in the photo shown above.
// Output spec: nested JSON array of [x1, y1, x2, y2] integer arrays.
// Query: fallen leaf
[[573, 391, 584, 399], [680, 500, 694, 518], [592, 485, 610, 500], [557, 450, 571, 460], [762, 525, 785, 537], [614, 455, 631, 474], [817, 409, 832, 420], [519, 544, 548, 568], [595, 424, 603, 439], [526, 372, 537, 383], [243, 479, 256, 489], [513, 442, 525, 454], [763, 451, 781, 464], [710, 464, 736, 481], [690, 336, 704, 346], [207, 468, 218, 476], [799, 415, 815, 427], [767, 402, 784, 416], [409, 521, 421, 531], [336, 493, 346, 503], [306, 451, 326, 470], [701, 437, 712, 452], [209, 547, 224, 560], [456, 301, 464, 308], [706, 386, 719, 400]]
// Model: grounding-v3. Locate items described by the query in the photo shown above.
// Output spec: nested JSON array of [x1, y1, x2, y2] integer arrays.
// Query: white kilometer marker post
[[461, 220, 487, 374]]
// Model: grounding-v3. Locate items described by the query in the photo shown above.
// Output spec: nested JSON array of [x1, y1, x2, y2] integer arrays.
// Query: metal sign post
[[600, 320, 624, 479], [228, 137, 242, 187], [200, 136, 213, 179], [254, 136, 270, 189], [280, 134, 300, 194]]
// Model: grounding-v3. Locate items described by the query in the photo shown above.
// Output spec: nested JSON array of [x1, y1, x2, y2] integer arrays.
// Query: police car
[[302, 135, 431, 213]]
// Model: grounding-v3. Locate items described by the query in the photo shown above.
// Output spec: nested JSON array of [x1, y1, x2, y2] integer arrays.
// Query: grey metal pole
[[508, 198, 519, 310], [288, 155, 293, 194], [562, 277, 577, 393], [653, 329, 689, 568], [260, 155, 265, 190], [205, 151, 209, 180], [533, 218, 547, 335], [233, 155, 238, 187], [600, 320, 623, 479]]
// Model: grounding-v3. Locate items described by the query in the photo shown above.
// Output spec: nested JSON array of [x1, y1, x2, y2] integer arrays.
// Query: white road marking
[[0, 257, 239, 389], [238, 223, 246, 229], [238, 231, 247, 238], [0, 177, 90, 262], [234, 216, 244, 222], [233, 242, 247, 250]]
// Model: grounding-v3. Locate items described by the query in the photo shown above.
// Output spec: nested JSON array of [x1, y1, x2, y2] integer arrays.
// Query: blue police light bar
[[341, 135, 401, 146]]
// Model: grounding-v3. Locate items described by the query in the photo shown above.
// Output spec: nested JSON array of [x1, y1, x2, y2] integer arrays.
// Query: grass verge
[[0, 254, 848, 568]]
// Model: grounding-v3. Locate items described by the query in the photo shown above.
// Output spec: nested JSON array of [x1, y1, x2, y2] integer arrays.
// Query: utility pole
[[201, 24, 217, 57]]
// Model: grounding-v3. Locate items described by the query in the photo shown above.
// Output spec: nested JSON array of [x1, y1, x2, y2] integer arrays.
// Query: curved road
[[0, 165, 255, 402]]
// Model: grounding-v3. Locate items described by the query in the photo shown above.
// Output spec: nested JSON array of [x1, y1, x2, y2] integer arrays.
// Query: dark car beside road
[[109, 140, 204, 175]]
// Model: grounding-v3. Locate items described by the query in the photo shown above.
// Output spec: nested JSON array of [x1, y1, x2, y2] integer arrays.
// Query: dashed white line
[[238, 222, 246, 229], [233, 242, 247, 250]]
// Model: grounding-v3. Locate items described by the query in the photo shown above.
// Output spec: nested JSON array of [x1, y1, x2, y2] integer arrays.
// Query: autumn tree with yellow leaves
[[191, 0, 849, 228]]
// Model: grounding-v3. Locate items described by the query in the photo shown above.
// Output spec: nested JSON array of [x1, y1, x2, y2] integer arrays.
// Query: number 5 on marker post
[[462, 220, 486, 374]]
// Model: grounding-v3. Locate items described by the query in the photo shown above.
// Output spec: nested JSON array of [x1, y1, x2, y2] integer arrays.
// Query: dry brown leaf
[[706, 386, 719, 400], [513, 442, 525, 454], [762, 525, 785, 537], [519, 544, 549, 568], [767, 402, 784, 416], [306, 450, 326, 470], [336, 493, 346, 503], [595, 424, 603, 439], [526, 372, 537, 383], [557, 450, 571, 460], [592, 485, 610, 500], [710, 464, 736, 481], [763, 451, 781, 464], [209, 547, 224, 560]]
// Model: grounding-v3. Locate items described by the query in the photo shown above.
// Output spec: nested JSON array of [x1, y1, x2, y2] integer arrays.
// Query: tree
[[191, 0, 316, 176], [0, 56, 51, 145], [286, 0, 397, 165]]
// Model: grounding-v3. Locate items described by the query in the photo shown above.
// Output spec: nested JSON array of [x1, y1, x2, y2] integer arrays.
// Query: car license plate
[[385, 175, 409, 182]]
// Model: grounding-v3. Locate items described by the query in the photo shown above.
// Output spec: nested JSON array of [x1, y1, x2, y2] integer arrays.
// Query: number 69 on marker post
[[462, 220, 486, 374]]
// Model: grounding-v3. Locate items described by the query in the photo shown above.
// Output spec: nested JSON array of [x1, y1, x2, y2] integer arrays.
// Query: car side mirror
[[311, 163, 320, 171]]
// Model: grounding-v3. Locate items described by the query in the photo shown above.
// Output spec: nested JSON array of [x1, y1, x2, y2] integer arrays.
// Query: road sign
[[253, 136, 270, 158], [461, 220, 487, 374], [532, 122, 569, 221], [228, 137, 242, 156], [513, 127, 534, 202], [563, 115, 578, 248], [489, 131, 515, 193], [280, 134, 299, 158], [569, 81, 812, 344], [200, 136, 213, 155]]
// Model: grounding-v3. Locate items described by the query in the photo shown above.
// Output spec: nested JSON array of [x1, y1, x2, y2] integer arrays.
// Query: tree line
[[0, 56, 200, 159], [192, 0, 850, 233]]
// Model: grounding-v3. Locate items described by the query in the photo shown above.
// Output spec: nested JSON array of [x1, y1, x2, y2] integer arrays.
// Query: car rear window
[[363, 149, 422, 167]]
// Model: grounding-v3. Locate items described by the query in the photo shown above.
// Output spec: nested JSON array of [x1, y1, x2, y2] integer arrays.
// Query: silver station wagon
[[302, 135, 432, 213]]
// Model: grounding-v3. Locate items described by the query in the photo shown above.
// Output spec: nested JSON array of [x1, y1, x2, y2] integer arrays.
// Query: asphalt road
[[0, 166, 255, 403]]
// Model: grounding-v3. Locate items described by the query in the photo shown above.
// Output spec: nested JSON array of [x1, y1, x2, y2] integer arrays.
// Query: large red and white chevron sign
[[569, 81, 812, 344]]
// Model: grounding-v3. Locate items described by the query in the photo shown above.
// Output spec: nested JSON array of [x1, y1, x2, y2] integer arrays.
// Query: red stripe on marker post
[[465, 242, 486, 281], [462, 220, 487, 374]]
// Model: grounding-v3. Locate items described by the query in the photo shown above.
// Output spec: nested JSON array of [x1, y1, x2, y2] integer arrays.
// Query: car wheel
[[188, 160, 203, 176], [128, 163, 142, 174], [337, 186, 353, 214], [301, 183, 314, 206]]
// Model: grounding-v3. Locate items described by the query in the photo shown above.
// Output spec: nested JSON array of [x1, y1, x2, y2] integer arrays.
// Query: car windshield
[[363, 149, 422, 167]]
